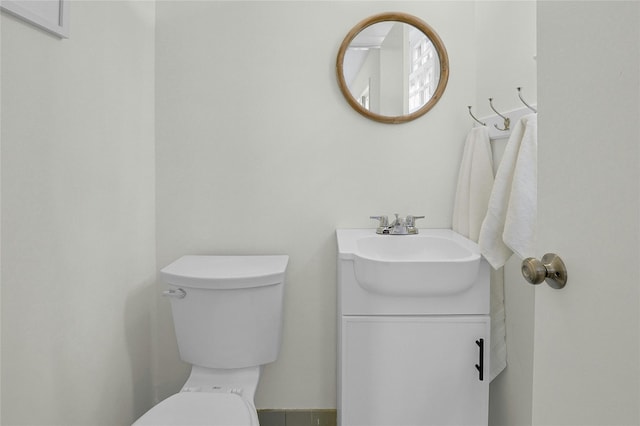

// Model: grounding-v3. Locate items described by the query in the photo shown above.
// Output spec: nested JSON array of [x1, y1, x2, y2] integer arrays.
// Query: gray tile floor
[[258, 410, 336, 426]]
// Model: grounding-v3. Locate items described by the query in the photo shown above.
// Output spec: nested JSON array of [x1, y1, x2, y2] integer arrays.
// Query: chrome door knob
[[521, 253, 567, 289]]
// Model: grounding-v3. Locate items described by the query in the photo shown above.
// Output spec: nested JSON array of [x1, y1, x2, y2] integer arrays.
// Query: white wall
[[350, 49, 380, 113], [474, 1, 537, 118], [1, 2, 156, 424], [0, 7, 3, 424], [0, 8, 3, 424], [379, 22, 406, 116], [155, 0, 477, 409]]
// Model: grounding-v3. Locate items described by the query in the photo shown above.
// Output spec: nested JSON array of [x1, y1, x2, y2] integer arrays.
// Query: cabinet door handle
[[475, 339, 484, 381]]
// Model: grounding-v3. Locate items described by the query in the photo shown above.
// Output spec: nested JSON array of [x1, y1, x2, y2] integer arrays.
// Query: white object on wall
[[1, 0, 69, 38]]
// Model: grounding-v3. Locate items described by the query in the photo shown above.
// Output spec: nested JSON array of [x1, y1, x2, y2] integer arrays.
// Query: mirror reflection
[[336, 13, 449, 124], [343, 22, 440, 116]]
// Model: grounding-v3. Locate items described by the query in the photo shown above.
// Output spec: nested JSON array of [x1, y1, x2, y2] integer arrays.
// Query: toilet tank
[[161, 255, 288, 369]]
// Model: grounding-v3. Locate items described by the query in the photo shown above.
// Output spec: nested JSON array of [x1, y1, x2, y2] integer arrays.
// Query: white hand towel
[[452, 126, 494, 242], [479, 114, 537, 269], [503, 116, 537, 259]]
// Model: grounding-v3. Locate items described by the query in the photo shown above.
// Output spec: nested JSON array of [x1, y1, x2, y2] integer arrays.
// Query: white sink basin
[[337, 229, 481, 296]]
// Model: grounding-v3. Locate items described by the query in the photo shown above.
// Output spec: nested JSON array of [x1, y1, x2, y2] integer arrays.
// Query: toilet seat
[[133, 392, 258, 426]]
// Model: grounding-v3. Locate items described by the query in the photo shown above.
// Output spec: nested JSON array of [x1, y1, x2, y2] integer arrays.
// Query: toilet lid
[[133, 392, 257, 426]]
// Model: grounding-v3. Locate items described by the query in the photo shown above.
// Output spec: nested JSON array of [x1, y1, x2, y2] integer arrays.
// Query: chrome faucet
[[370, 214, 425, 235]]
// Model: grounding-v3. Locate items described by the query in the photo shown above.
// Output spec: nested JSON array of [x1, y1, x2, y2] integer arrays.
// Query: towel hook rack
[[517, 87, 537, 113], [488, 98, 510, 131], [467, 106, 486, 126]]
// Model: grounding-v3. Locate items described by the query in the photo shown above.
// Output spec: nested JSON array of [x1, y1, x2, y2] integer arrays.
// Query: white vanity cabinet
[[336, 229, 491, 426], [341, 316, 489, 426]]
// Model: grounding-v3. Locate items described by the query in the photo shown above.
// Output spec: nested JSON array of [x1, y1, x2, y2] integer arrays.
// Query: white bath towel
[[452, 126, 494, 242], [452, 126, 507, 382], [479, 114, 538, 269]]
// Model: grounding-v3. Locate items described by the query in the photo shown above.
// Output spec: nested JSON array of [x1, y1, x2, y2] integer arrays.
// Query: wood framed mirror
[[336, 12, 449, 124]]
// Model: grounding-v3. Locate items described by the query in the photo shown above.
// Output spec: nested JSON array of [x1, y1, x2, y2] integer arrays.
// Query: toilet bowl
[[133, 255, 288, 426], [133, 392, 258, 426]]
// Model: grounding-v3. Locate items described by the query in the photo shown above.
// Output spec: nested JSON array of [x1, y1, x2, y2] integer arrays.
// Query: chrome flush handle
[[162, 288, 187, 299]]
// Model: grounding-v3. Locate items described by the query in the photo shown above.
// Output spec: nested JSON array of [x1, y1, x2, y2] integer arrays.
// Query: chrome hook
[[517, 87, 537, 113], [488, 98, 510, 131], [467, 106, 486, 126]]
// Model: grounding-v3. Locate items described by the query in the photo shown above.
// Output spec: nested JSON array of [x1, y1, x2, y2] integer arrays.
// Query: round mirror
[[336, 12, 449, 124]]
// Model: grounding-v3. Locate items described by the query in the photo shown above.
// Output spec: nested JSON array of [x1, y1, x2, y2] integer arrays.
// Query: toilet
[[134, 254, 289, 426]]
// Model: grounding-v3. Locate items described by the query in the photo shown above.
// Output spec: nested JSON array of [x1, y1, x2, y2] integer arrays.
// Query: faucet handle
[[370, 215, 389, 227], [406, 215, 425, 227], [370, 216, 389, 234]]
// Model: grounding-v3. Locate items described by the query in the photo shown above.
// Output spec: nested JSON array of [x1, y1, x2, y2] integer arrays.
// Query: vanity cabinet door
[[340, 315, 489, 426]]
